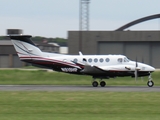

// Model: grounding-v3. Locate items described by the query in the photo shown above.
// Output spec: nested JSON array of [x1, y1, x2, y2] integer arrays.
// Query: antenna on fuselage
[[79, 51, 83, 56], [79, 51, 89, 65]]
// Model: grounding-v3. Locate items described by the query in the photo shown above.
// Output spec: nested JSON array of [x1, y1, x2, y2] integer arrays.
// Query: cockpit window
[[124, 57, 130, 62], [118, 58, 123, 63]]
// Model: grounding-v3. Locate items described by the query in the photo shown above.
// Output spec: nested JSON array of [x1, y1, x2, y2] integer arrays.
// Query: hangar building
[[68, 31, 160, 68], [68, 14, 160, 68]]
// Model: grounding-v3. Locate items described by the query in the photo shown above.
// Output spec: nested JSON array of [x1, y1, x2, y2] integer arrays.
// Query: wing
[[94, 65, 136, 72], [72, 60, 136, 73], [72, 60, 104, 73]]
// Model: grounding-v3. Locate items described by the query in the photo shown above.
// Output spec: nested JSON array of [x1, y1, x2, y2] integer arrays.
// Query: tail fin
[[9, 35, 42, 60]]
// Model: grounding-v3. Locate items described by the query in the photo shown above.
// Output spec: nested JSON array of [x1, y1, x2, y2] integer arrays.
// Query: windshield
[[124, 57, 130, 62]]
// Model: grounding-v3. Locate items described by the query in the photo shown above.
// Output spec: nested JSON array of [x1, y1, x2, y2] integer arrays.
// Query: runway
[[0, 85, 160, 92]]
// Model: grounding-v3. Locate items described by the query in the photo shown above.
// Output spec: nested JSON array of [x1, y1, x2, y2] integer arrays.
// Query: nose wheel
[[147, 73, 154, 87], [147, 81, 154, 87]]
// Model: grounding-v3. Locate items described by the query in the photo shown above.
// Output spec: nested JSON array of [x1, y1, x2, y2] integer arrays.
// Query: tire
[[147, 81, 154, 87], [92, 81, 98, 87], [100, 81, 106, 87]]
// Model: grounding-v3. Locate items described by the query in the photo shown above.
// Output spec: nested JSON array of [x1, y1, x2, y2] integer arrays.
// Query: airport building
[[0, 29, 61, 68], [68, 14, 160, 68], [68, 31, 160, 68]]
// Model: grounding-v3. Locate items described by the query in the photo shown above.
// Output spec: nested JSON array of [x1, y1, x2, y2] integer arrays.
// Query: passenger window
[[88, 58, 92, 63], [83, 58, 87, 62], [105, 58, 110, 62], [94, 58, 98, 62], [99, 58, 104, 62], [73, 58, 78, 63]]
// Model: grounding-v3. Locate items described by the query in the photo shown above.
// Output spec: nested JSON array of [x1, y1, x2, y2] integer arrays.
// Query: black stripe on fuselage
[[10, 35, 36, 46], [22, 59, 151, 77]]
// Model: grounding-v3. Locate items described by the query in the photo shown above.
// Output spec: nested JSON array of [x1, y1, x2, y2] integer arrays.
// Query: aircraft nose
[[141, 63, 155, 72], [146, 65, 155, 72], [148, 66, 155, 72]]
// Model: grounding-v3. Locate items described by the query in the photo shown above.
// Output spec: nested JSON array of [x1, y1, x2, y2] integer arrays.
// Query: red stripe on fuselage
[[20, 56, 83, 68]]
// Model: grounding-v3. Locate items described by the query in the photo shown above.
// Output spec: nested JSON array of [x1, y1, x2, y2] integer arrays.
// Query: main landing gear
[[147, 73, 154, 87], [92, 79, 106, 87]]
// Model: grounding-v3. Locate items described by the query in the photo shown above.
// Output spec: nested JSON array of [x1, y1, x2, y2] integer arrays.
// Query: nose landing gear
[[147, 73, 154, 87]]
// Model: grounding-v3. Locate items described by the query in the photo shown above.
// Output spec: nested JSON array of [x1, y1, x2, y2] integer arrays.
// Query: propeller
[[142, 57, 144, 63], [141, 57, 144, 81], [134, 57, 138, 82]]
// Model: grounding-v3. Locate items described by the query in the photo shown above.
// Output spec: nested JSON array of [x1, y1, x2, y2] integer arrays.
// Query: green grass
[[0, 70, 160, 120], [0, 91, 160, 120], [0, 69, 159, 86]]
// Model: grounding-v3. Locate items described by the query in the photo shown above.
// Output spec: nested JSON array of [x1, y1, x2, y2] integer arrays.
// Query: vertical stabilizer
[[10, 35, 42, 60]]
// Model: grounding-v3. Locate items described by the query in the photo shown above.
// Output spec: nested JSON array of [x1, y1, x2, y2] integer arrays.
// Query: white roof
[[48, 42, 60, 47]]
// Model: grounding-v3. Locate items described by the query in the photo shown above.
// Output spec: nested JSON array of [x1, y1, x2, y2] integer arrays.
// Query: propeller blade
[[136, 57, 138, 67], [135, 57, 138, 82], [134, 69, 137, 82], [142, 57, 144, 63]]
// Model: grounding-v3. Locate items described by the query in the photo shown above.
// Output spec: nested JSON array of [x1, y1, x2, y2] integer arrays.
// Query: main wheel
[[100, 81, 106, 87], [92, 81, 98, 87], [147, 81, 154, 87]]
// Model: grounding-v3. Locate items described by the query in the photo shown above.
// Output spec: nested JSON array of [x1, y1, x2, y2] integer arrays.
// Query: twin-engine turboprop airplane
[[9, 35, 155, 87]]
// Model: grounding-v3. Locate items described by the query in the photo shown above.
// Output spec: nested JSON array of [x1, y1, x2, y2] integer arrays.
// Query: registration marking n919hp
[[61, 68, 78, 72]]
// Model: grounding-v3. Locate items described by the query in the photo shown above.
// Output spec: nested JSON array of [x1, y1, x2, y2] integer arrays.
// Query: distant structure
[[79, 0, 90, 52], [79, 0, 90, 31], [7, 29, 23, 35], [68, 14, 160, 68], [36, 42, 60, 53], [0, 29, 61, 68], [116, 14, 160, 31]]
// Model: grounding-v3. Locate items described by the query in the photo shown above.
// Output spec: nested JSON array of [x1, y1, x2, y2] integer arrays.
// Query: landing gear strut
[[147, 73, 154, 87]]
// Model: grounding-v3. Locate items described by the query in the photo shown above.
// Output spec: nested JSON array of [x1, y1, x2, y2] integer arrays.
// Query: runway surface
[[0, 85, 160, 92]]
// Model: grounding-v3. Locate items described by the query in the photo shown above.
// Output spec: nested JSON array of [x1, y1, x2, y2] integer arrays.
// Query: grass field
[[0, 69, 159, 86], [0, 91, 160, 120], [0, 69, 160, 120]]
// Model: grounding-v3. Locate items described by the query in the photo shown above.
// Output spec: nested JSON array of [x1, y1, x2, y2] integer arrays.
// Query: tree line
[[0, 36, 67, 46]]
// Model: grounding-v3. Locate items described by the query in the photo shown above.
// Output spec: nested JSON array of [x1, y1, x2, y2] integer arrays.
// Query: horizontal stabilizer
[[9, 35, 36, 46]]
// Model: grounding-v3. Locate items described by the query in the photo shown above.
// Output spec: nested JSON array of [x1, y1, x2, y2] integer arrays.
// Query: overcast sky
[[0, 0, 160, 38]]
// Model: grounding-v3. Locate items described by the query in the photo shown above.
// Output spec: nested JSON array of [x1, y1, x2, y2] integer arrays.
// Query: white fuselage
[[43, 52, 155, 72]]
